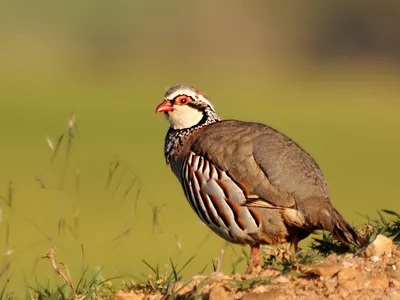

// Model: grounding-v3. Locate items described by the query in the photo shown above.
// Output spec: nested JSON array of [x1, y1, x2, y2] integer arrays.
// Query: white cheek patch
[[167, 105, 203, 129]]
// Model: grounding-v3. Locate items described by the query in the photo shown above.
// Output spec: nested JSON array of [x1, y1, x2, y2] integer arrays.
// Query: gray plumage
[[157, 84, 361, 262]]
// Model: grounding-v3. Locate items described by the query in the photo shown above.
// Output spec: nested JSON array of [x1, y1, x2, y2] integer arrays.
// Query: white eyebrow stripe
[[166, 88, 215, 111]]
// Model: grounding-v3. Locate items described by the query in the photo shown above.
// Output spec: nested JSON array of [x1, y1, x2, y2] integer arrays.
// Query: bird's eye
[[175, 95, 190, 104]]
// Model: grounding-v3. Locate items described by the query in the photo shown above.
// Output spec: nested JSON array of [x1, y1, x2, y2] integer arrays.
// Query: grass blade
[[142, 260, 157, 275]]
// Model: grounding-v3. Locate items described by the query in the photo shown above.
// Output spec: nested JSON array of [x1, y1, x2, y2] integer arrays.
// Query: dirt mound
[[116, 235, 400, 300]]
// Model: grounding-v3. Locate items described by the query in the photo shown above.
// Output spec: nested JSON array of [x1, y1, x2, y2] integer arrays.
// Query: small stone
[[387, 257, 397, 265], [114, 292, 145, 300], [209, 285, 229, 300], [242, 289, 284, 300], [388, 291, 400, 300], [271, 275, 289, 284], [251, 285, 270, 294], [259, 269, 281, 278], [337, 267, 361, 281], [391, 268, 400, 280], [168, 276, 211, 296], [338, 288, 350, 298], [392, 278, 400, 287], [311, 262, 342, 279], [147, 292, 163, 300], [342, 260, 355, 268], [371, 255, 381, 262], [337, 268, 363, 291], [339, 280, 361, 292], [367, 276, 389, 289], [363, 234, 393, 258], [326, 253, 339, 263], [296, 278, 310, 287], [210, 272, 231, 281]]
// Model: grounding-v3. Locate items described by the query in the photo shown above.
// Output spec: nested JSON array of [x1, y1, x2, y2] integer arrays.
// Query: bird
[[156, 84, 361, 270]]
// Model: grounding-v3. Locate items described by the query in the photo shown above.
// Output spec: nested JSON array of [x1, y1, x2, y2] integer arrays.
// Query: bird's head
[[156, 84, 219, 130]]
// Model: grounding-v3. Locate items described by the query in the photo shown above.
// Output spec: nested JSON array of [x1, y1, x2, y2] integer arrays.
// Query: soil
[[115, 235, 400, 300]]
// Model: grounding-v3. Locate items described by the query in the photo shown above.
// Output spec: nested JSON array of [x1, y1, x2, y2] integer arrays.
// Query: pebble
[[363, 234, 393, 258], [209, 285, 229, 300]]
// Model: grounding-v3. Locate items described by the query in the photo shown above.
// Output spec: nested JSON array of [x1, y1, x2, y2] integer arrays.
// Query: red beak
[[156, 100, 174, 113]]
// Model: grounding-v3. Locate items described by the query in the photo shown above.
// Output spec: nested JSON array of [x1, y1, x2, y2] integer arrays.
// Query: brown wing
[[190, 120, 330, 209]]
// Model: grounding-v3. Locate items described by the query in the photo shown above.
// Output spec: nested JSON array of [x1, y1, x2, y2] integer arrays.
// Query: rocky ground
[[115, 234, 400, 300]]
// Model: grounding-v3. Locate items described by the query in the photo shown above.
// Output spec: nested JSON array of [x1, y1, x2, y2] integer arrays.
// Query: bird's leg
[[289, 237, 299, 254], [283, 237, 299, 263], [251, 244, 261, 266], [246, 245, 261, 273]]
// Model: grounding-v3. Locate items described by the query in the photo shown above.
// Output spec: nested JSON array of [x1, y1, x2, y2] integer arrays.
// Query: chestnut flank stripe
[[200, 190, 221, 227], [209, 194, 230, 228], [249, 208, 262, 228], [216, 179, 230, 199], [225, 198, 246, 231], [189, 169, 211, 224]]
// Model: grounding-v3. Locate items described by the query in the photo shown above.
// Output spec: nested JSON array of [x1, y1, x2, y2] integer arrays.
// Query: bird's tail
[[329, 207, 364, 246], [298, 198, 364, 246]]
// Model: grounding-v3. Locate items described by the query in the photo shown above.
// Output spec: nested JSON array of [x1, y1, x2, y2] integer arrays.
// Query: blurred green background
[[1, 0, 400, 295]]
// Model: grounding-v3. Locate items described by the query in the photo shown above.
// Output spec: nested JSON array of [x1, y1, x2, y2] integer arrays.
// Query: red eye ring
[[175, 95, 191, 105]]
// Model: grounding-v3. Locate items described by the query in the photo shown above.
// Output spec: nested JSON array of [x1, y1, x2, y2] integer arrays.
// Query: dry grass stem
[[213, 249, 224, 273], [43, 248, 76, 297]]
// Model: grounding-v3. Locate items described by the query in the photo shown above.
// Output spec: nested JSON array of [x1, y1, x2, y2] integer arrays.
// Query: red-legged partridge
[[156, 84, 361, 270]]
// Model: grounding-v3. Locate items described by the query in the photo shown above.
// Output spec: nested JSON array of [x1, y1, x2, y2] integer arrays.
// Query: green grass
[[7, 208, 396, 299], [311, 209, 400, 256], [1, 66, 400, 297]]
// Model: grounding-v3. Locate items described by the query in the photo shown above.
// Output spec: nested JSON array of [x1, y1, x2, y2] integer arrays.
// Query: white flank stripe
[[182, 152, 262, 242]]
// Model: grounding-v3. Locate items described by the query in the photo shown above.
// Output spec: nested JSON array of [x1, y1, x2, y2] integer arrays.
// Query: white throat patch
[[166, 105, 204, 129]]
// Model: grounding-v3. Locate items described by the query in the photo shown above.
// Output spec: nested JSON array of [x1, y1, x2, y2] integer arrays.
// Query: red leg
[[251, 245, 261, 266], [284, 237, 299, 262], [246, 245, 260, 273], [289, 236, 299, 254]]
